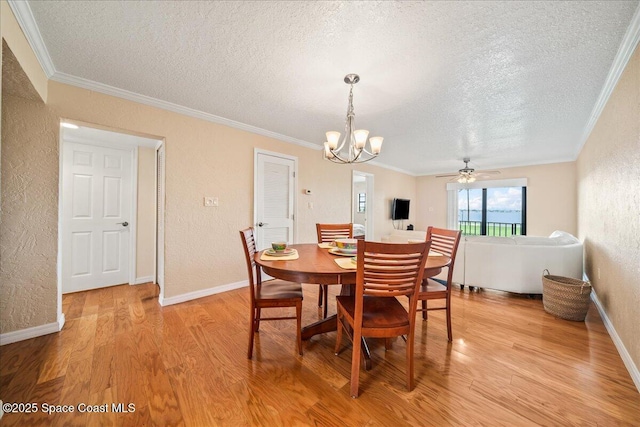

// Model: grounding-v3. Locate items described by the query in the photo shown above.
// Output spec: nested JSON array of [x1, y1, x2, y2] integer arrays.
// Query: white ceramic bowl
[[334, 238, 358, 254]]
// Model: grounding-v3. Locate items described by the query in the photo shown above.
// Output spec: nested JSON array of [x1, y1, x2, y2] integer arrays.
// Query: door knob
[[117, 221, 129, 227], [257, 222, 268, 227]]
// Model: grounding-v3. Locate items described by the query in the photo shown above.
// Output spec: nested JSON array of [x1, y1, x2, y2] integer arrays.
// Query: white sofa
[[381, 230, 584, 294], [454, 231, 583, 294], [381, 230, 427, 243]]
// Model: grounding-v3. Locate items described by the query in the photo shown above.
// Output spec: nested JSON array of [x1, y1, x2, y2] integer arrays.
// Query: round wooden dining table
[[254, 243, 451, 368]]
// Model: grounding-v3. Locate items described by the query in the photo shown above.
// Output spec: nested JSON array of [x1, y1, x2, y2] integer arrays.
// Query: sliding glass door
[[457, 186, 526, 236]]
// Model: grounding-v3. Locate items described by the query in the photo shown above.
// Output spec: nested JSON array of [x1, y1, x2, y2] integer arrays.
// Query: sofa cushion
[[549, 230, 580, 244]]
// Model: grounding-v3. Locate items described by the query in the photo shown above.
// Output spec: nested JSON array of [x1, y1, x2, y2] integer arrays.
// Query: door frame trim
[[253, 148, 298, 243]]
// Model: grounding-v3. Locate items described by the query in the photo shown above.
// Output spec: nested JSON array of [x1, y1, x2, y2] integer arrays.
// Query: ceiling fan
[[435, 158, 500, 183]]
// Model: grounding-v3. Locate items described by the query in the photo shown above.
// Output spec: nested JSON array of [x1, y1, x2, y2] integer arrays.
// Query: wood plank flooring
[[0, 282, 638, 426]]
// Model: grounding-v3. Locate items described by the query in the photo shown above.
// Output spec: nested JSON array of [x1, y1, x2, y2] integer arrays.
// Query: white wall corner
[[591, 290, 640, 393], [0, 318, 63, 346], [160, 280, 248, 307]]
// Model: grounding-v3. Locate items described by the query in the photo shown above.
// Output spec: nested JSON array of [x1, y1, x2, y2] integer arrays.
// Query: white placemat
[[318, 242, 334, 249], [334, 257, 357, 270]]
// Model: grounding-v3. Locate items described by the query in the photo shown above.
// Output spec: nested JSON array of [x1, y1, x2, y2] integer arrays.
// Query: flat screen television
[[392, 198, 410, 220]]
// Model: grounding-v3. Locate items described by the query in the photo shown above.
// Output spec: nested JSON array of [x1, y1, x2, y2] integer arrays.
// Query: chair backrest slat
[[428, 229, 459, 258], [316, 223, 353, 243], [357, 241, 431, 298], [426, 227, 462, 283], [239, 228, 259, 299]]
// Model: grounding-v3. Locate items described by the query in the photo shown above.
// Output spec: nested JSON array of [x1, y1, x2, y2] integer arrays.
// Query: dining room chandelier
[[323, 74, 383, 164]]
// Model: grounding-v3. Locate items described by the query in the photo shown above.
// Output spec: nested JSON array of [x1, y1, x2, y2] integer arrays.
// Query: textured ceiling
[[21, 1, 640, 175]]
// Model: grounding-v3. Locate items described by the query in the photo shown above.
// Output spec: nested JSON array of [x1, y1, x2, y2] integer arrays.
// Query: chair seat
[[336, 295, 409, 329], [418, 278, 447, 296], [257, 279, 303, 300]]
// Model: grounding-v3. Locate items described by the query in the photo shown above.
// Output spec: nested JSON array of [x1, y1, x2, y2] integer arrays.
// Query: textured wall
[[415, 161, 577, 236], [44, 82, 417, 299], [136, 146, 156, 279], [0, 93, 59, 333], [577, 45, 640, 370], [1, 1, 48, 102]]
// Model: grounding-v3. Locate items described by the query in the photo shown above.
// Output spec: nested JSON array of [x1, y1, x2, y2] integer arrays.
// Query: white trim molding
[[576, 3, 640, 158], [0, 313, 65, 346], [591, 291, 640, 393], [6, 2, 416, 177], [7, 0, 56, 77], [160, 280, 248, 307]]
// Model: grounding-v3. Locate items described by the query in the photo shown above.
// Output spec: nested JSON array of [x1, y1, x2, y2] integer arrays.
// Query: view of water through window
[[458, 187, 525, 236]]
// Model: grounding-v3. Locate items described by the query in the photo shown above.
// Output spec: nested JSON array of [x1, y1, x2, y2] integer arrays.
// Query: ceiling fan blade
[[435, 173, 459, 178], [476, 170, 501, 175]]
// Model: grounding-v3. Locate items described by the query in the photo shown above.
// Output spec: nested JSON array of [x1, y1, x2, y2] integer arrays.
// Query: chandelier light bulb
[[369, 136, 383, 154], [326, 131, 340, 150], [354, 129, 369, 149], [323, 142, 335, 159]]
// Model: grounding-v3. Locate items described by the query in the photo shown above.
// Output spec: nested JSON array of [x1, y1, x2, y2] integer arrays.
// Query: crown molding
[[7, 0, 55, 77], [51, 71, 323, 149], [49, 71, 418, 176], [575, 2, 640, 158]]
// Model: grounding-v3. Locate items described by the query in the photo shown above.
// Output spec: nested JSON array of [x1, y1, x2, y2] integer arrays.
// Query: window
[[357, 193, 366, 213], [447, 179, 527, 236]]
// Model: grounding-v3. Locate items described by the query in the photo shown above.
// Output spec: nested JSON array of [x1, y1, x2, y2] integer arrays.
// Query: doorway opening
[[352, 171, 374, 240], [57, 121, 165, 321]]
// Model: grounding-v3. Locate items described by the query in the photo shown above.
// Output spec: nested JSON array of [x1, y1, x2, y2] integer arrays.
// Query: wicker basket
[[542, 270, 592, 321]]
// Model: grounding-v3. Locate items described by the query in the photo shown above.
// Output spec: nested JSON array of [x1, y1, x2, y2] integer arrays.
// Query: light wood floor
[[1, 282, 638, 426]]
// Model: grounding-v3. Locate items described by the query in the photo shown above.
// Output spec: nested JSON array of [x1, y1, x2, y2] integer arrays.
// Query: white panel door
[[62, 142, 132, 293], [255, 152, 296, 251]]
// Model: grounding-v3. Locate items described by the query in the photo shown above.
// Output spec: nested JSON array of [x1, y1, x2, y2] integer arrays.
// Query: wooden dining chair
[[416, 226, 462, 342], [315, 223, 353, 318], [239, 227, 304, 358], [335, 240, 431, 398]]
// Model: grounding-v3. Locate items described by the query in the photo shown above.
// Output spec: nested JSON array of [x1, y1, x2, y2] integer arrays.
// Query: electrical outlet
[[204, 197, 219, 207]]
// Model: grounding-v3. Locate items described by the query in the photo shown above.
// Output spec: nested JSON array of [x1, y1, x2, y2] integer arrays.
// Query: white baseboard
[[0, 312, 65, 346], [58, 313, 66, 331], [160, 280, 248, 307], [591, 291, 640, 392], [132, 276, 155, 285]]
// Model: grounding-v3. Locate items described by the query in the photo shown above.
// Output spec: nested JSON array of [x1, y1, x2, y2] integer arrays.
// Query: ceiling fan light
[[468, 176, 476, 183]]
